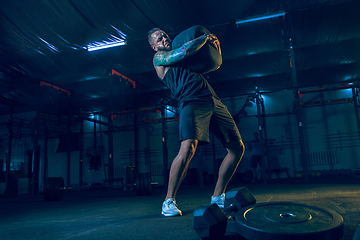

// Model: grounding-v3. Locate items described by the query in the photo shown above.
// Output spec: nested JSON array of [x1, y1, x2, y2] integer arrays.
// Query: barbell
[[43, 173, 157, 201]]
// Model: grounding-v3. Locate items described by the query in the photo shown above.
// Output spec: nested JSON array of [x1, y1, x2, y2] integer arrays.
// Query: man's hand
[[206, 34, 221, 55], [153, 32, 221, 78]]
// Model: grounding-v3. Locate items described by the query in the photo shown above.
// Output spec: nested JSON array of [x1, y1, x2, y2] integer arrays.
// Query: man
[[148, 27, 244, 217], [248, 132, 263, 182]]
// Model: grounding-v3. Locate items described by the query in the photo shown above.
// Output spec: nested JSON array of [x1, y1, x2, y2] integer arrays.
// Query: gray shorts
[[179, 97, 241, 146]]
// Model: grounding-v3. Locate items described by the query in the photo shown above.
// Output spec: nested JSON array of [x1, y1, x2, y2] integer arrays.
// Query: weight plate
[[136, 173, 143, 196], [53, 177, 65, 201], [136, 173, 146, 196], [140, 173, 145, 196], [264, 211, 311, 224], [144, 172, 152, 195], [235, 202, 343, 240], [44, 177, 65, 201], [43, 178, 54, 201]]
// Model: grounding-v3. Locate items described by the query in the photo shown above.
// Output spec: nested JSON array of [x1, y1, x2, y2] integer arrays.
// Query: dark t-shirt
[[160, 66, 219, 107], [249, 139, 262, 156]]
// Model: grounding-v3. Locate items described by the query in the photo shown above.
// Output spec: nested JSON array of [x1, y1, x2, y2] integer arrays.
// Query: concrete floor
[[1, 178, 360, 240]]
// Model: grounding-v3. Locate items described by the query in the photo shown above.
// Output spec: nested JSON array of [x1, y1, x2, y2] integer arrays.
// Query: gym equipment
[[135, 172, 154, 196], [193, 204, 227, 240], [172, 25, 222, 75], [225, 187, 257, 219], [101, 172, 156, 196], [144, 172, 152, 195], [192, 187, 256, 239], [235, 202, 344, 240], [43, 173, 156, 201], [129, 172, 156, 196], [43, 177, 65, 201]]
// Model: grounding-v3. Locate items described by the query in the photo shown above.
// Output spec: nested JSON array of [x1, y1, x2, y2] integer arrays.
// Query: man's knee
[[179, 139, 198, 157], [225, 140, 245, 159]]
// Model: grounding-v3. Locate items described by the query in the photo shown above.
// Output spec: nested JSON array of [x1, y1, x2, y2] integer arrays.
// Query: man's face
[[150, 30, 172, 51]]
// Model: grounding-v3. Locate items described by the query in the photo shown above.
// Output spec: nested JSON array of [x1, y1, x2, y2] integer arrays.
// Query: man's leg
[[166, 139, 198, 200], [162, 139, 198, 217], [213, 140, 244, 198], [252, 166, 257, 182]]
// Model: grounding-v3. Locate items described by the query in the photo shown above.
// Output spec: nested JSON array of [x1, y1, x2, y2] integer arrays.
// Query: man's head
[[253, 132, 259, 139], [148, 28, 172, 52]]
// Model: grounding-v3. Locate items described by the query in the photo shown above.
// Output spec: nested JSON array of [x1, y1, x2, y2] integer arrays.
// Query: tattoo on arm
[[153, 35, 208, 66], [153, 48, 187, 66]]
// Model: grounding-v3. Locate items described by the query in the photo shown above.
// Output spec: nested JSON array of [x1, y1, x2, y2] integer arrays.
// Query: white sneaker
[[211, 193, 225, 209], [161, 198, 182, 217]]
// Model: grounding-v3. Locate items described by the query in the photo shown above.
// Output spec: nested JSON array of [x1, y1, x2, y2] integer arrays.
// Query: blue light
[[236, 12, 285, 25], [87, 40, 126, 51], [37, 36, 59, 53], [249, 73, 264, 78], [165, 105, 176, 117], [343, 75, 354, 81], [87, 29, 127, 51]]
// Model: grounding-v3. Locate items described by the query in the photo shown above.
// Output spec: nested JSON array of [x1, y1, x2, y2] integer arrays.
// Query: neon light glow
[[88, 26, 127, 51], [37, 36, 59, 53], [165, 105, 176, 117], [343, 75, 354, 81], [87, 40, 126, 51], [236, 12, 285, 25]]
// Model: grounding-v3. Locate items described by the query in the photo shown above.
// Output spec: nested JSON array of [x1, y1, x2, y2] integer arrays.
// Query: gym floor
[[1, 178, 359, 240]]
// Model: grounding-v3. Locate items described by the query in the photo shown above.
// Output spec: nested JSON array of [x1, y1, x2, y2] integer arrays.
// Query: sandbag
[[172, 25, 222, 74]]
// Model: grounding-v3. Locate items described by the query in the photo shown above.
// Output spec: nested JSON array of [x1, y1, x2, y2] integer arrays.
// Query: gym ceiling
[[0, 0, 359, 116]]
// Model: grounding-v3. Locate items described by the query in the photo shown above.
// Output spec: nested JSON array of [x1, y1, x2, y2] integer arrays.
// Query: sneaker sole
[[161, 211, 182, 217], [211, 201, 224, 208], [211, 204, 224, 209]]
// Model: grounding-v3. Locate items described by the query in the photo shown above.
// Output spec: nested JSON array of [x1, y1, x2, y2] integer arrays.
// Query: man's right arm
[[153, 34, 213, 67]]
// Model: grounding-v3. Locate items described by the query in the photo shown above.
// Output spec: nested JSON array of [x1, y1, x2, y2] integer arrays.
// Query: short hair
[[253, 132, 259, 135], [148, 28, 160, 46]]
